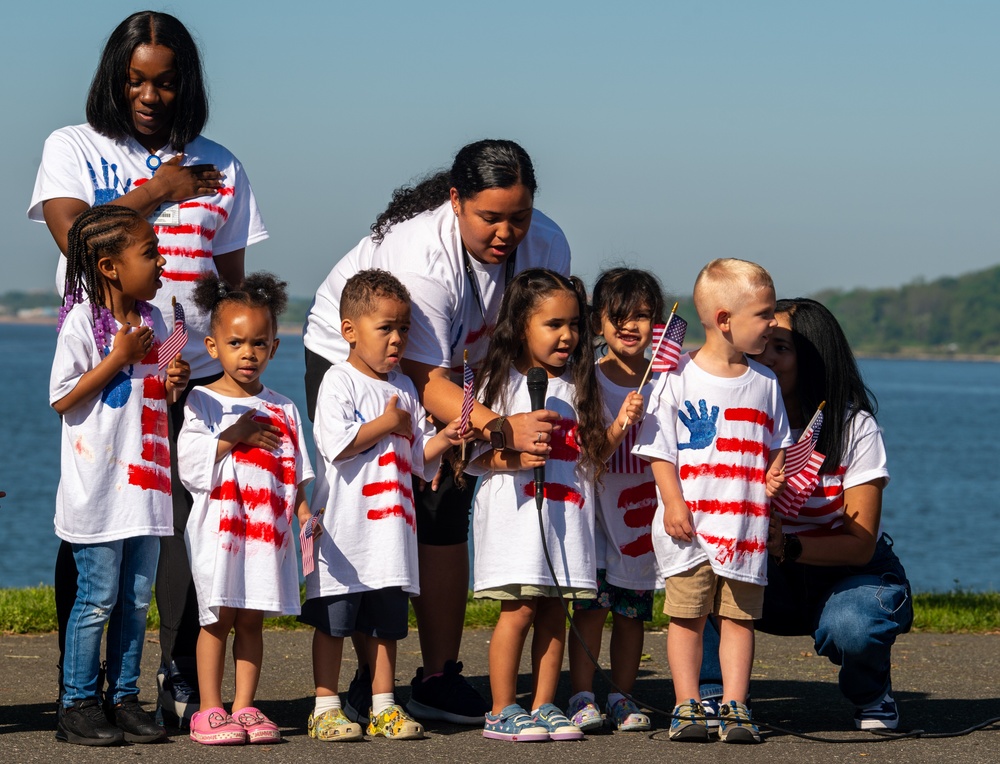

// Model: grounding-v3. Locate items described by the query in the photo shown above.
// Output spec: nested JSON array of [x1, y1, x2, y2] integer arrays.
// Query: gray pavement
[[1, 628, 998, 763]]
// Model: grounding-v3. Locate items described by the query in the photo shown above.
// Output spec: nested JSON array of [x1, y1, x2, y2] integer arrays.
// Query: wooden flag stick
[[797, 401, 826, 443], [636, 302, 679, 393]]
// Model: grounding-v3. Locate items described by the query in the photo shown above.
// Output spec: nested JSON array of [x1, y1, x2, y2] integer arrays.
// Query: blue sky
[[3, 1, 998, 301]]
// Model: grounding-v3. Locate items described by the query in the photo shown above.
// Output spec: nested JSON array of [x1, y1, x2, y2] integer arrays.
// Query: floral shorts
[[572, 569, 653, 621]]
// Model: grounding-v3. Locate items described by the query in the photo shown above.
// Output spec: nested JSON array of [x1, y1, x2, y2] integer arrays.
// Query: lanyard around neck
[[462, 246, 518, 326]]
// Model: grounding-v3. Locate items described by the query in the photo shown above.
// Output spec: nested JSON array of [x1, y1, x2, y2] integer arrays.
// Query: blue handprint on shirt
[[87, 158, 132, 204], [678, 399, 719, 450]]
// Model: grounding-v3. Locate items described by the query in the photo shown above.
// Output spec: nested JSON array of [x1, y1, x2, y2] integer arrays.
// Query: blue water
[[1, 323, 997, 593]]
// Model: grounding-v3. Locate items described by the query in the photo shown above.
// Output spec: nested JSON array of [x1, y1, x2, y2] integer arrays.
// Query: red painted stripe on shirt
[[140, 439, 170, 466], [798, 496, 843, 518], [140, 405, 168, 439], [211, 481, 239, 502], [161, 270, 203, 282], [233, 446, 297, 486], [715, 437, 766, 457], [246, 519, 285, 547], [620, 533, 653, 558], [219, 514, 245, 536], [698, 532, 767, 564], [464, 323, 492, 346], [679, 462, 766, 483], [378, 450, 412, 475], [362, 480, 414, 503], [154, 224, 216, 240], [689, 498, 770, 517], [178, 201, 230, 221], [618, 481, 657, 528], [127, 464, 171, 494], [523, 481, 585, 508], [367, 505, 416, 530], [549, 418, 581, 462], [159, 245, 212, 259], [143, 375, 166, 400], [725, 408, 768, 425]]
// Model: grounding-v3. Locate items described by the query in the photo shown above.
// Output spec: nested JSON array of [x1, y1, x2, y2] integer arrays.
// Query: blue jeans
[[701, 534, 912, 707], [63, 536, 159, 706]]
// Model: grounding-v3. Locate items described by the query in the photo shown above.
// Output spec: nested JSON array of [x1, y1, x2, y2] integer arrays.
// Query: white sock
[[314, 694, 341, 716], [569, 691, 595, 708], [607, 692, 625, 707], [372, 692, 395, 716]]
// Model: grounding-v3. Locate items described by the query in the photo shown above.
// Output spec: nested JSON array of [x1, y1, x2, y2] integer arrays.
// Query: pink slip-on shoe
[[190, 707, 247, 745], [233, 706, 281, 744]]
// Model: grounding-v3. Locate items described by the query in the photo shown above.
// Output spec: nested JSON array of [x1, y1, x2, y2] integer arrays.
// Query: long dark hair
[[467, 268, 606, 481], [590, 267, 666, 346], [87, 11, 208, 149], [371, 139, 537, 242], [778, 298, 878, 474]]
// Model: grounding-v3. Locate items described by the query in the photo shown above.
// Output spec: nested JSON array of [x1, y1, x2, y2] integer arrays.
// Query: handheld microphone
[[526, 366, 548, 510]]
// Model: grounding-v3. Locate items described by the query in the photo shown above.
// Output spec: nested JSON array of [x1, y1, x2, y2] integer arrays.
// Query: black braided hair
[[370, 139, 538, 243], [193, 271, 288, 331], [60, 205, 147, 339]]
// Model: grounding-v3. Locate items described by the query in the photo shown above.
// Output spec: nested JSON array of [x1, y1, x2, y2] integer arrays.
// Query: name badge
[[150, 203, 181, 226]]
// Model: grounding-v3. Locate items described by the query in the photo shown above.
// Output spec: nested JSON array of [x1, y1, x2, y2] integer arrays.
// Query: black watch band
[[488, 416, 507, 450], [782, 533, 803, 564]]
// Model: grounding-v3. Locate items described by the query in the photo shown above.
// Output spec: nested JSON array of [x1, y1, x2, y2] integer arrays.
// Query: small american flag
[[157, 299, 188, 371], [650, 314, 688, 373], [771, 450, 824, 518], [784, 407, 824, 477], [608, 427, 646, 474], [300, 508, 324, 576], [460, 352, 475, 437]]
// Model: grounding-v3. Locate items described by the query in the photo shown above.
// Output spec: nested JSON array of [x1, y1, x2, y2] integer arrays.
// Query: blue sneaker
[[606, 697, 650, 732], [530, 703, 584, 741], [855, 691, 899, 730], [668, 699, 709, 742], [701, 698, 720, 731], [483, 704, 549, 742], [718, 700, 760, 743]]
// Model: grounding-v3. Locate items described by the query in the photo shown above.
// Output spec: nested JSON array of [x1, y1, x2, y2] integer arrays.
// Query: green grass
[[2, 587, 998, 635]]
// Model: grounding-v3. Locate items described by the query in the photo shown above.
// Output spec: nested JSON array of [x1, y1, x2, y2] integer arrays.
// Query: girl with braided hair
[[52, 205, 190, 746]]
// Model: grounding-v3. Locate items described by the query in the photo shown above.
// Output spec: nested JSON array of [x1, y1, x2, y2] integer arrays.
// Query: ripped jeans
[[701, 534, 913, 707], [62, 536, 158, 706]]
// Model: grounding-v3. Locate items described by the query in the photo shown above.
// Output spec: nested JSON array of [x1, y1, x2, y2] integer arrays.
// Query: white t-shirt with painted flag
[[50, 301, 173, 543], [307, 363, 441, 598], [178, 387, 313, 625], [634, 354, 792, 586], [595, 366, 659, 591], [29, 123, 268, 378], [470, 368, 597, 592], [303, 201, 571, 376]]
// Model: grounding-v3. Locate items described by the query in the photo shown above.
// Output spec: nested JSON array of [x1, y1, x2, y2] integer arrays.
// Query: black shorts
[[304, 346, 333, 422], [414, 470, 475, 546], [299, 588, 409, 640]]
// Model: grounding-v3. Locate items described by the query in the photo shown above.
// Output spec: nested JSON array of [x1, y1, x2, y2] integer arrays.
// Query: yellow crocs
[[307, 707, 363, 742], [366, 704, 425, 740]]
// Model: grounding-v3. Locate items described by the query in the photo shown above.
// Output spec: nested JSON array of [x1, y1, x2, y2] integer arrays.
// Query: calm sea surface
[[1, 323, 997, 593]]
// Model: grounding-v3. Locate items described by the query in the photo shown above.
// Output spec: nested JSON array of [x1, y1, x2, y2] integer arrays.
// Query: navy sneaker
[[701, 698, 720, 731], [343, 664, 372, 725], [855, 691, 899, 730], [156, 659, 199, 729], [407, 660, 489, 725]]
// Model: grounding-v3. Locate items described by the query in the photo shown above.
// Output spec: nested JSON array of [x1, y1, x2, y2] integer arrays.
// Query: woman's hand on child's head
[[765, 463, 787, 499], [230, 408, 282, 451], [663, 498, 695, 542], [381, 394, 413, 439], [152, 153, 226, 202], [112, 323, 154, 365]]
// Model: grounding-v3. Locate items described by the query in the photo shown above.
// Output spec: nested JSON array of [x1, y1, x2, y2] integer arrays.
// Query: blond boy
[[634, 259, 790, 743]]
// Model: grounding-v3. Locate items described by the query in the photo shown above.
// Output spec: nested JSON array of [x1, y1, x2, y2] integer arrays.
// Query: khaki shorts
[[476, 584, 597, 601], [663, 561, 764, 620]]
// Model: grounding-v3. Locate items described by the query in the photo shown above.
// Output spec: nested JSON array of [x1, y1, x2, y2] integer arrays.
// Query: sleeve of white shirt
[[313, 369, 364, 462], [49, 310, 94, 406], [29, 130, 91, 220], [842, 411, 890, 489], [395, 272, 456, 368], [289, 403, 315, 488], [177, 390, 222, 493], [769, 385, 793, 450], [632, 373, 679, 463], [210, 155, 268, 254]]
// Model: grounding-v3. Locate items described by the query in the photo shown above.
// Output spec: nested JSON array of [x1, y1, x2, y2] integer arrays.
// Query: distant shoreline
[[4, 316, 998, 362]]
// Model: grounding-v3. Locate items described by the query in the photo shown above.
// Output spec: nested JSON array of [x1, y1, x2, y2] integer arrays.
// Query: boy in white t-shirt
[[301, 270, 467, 742], [634, 259, 791, 743]]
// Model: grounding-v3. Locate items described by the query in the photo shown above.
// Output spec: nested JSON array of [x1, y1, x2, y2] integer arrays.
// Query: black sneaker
[[106, 695, 167, 743], [157, 659, 199, 729], [343, 665, 372, 724], [58, 698, 124, 746], [406, 660, 488, 725]]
